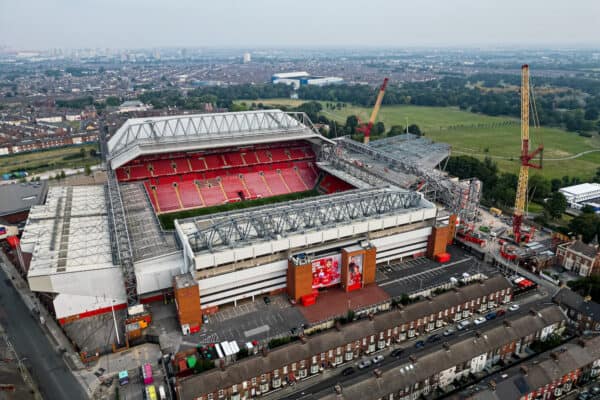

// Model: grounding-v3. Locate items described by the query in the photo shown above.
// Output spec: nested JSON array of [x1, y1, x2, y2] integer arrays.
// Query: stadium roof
[[107, 110, 333, 169], [0, 181, 47, 217], [21, 185, 116, 277], [369, 134, 451, 170], [177, 187, 431, 254]]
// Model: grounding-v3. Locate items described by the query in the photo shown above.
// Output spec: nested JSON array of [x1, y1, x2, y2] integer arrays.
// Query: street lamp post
[[111, 301, 120, 345]]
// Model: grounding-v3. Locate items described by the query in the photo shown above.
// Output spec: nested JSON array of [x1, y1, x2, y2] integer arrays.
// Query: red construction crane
[[513, 64, 543, 244], [357, 77, 389, 144]]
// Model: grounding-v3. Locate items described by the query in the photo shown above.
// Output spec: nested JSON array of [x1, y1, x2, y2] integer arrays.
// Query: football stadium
[[20, 109, 480, 332]]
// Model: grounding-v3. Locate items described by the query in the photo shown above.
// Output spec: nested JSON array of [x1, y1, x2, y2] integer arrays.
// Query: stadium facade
[[21, 110, 478, 328]]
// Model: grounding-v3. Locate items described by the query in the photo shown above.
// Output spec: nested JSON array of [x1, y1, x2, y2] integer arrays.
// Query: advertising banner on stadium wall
[[311, 254, 342, 289], [347, 254, 364, 292]]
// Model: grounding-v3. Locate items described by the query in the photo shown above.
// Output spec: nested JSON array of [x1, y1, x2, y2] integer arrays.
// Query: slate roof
[[553, 288, 600, 323]]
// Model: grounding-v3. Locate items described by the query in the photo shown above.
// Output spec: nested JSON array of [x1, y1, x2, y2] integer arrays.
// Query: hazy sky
[[1, 0, 599, 50]]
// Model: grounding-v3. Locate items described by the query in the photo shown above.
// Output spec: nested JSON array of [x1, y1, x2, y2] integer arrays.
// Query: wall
[[287, 261, 313, 301]]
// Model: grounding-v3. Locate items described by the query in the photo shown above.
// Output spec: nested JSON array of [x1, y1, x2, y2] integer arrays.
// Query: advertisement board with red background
[[347, 254, 364, 292], [311, 254, 342, 289]]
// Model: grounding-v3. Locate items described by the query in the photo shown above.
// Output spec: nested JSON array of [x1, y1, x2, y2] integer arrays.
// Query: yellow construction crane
[[358, 78, 389, 144], [513, 64, 543, 243]]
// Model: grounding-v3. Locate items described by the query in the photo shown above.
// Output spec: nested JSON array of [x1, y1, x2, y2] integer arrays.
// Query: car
[[474, 317, 486, 325], [427, 334, 442, 343], [372, 355, 384, 364], [577, 392, 591, 400], [263, 296, 271, 305], [590, 386, 600, 395], [496, 309, 506, 317], [357, 360, 372, 369], [341, 367, 355, 376], [415, 340, 425, 349], [443, 328, 455, 337], [508, 304, 520, 312], [457, 320, 471, 330], [485, 312, 497, 320], [390, 348, 404, 358]]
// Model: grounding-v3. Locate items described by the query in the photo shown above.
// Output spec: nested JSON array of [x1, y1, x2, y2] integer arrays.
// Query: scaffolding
[[106, 168, 139, 306], [323, 137, 481, 221]]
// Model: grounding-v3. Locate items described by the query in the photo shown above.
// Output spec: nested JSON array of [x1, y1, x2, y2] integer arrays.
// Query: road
[[0, 267, 88, 400], [278, 290, 551, 400]]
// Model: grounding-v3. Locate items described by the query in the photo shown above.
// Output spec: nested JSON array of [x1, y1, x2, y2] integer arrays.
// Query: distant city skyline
[[1, 0, 600, 50]]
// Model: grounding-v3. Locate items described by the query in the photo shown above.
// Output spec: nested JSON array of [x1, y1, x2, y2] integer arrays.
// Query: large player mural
[[311, 254, 342, 289], [347, 254, 364, 292]]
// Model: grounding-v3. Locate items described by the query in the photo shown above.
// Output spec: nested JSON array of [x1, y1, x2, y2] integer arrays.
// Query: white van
[[158, 385, 167, 400]]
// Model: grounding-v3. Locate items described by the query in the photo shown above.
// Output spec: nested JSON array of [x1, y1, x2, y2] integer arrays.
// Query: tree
[[407, 124, 422, 136], [60, 170, 66, 179], [79, 147, 85, 157], [528, 175, 551, 202], [568, 211, 600, 243], [84, 165, 92, 176], [388, 125, 405, 137], [105, 96, 120, 107], [544, 192, 567, 219], [373, 121, 385, 136], [584, 107, 599, 121], [345, 115, 359, 134]]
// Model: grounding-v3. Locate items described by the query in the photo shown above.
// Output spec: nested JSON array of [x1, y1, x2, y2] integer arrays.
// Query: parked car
[[390, 348, 404, 358], [474, 317, 486, 325], [508, 304, 520, 312], [457, 320, 471, 330], [443, 328, 455, 337], [372, 355, 384, 364], [577, 392, 591, 400], [496, 309, 506, 317], [357, 360, 372, 369], [415, 340, 425, 349], [591, 386, 600, 395], [485, 311, 497, 320], [427, 334, 442, 343], [263, 296, 271, 305], [341, 367, 355, 376]]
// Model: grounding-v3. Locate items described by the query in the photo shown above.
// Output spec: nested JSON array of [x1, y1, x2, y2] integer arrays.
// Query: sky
[[1, 0, 599, 50]]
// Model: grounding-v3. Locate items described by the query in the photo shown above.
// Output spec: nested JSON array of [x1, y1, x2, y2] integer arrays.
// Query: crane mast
[[359, 77, 389, 144], [513, 64, 543, 243]]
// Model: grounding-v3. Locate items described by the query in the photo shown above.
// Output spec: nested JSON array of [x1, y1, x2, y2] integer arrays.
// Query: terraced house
[[175, 275, 514, 400]]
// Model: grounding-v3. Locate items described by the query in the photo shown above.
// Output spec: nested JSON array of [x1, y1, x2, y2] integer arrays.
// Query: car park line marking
[[379, 257, 472, 287]]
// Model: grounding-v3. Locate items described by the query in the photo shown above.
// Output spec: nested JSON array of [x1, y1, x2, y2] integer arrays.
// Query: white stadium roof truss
[[108, 110, 329, 168], [188, 188, 423, 252]]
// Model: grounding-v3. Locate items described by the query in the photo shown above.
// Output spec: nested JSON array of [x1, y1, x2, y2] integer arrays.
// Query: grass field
[[0, 144, 100, 175], [241, 99, 600, 180]]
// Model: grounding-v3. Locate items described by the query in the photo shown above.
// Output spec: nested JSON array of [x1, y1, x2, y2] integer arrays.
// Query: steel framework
[[325, 138, 481, 221], [107, 110, 326, 167], [106, 168, 139, 306], [188, 188, 422, 252]]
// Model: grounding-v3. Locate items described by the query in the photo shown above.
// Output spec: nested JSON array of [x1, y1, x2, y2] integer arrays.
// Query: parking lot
[[178, 294, 307, 351], [376, 246, 496, 299]]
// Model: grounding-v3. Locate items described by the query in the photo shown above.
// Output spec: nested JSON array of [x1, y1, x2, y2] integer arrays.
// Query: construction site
[[0, 66, 566, 400]]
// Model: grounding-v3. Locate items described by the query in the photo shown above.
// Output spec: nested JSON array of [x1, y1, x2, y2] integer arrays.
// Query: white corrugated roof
[[559, 183, 600, 196]]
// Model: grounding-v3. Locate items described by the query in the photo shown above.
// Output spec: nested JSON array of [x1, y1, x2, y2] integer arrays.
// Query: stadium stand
[[116, 142, 351, 214], [319, 174, 356, 194]]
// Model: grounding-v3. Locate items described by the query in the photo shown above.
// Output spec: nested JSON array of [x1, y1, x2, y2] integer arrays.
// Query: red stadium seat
[[241, 151, 259, 165], [178, 181, 204, 208], [319, 174, 355, 194], [173, 158, 191, 174], [256, 150, 271, 164], [220, 175, 249, 201], [224, 152, 245, 167], [116, 168, 129, 181], [263, 170, 290, 196], [242, 172, 271, 198], [280, 168, 309, 192], [199, 182, 227, 206], [269, 148, 290, 162], [189, 157, 208, 172], [129, 165, 150, 180], [151, 159, 175, 176], [154, 184, 181, 212], [204, 155, 226, 170]]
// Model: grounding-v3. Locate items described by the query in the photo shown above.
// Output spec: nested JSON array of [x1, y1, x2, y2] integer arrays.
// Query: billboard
[[311, 254, 342, 289], [347, 254, 364, 292]]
